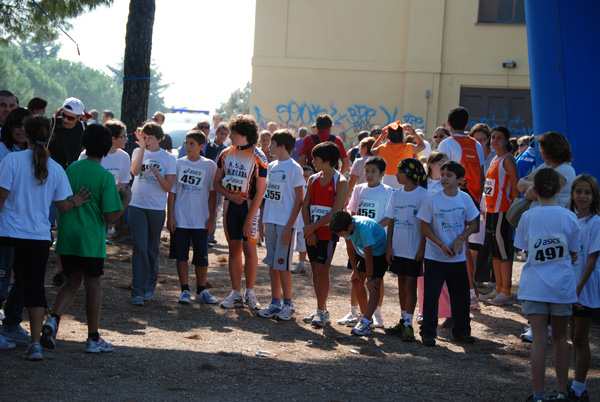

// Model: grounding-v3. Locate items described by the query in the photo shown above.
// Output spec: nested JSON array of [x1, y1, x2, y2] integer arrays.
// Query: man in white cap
[[48, 97, 87, 169]]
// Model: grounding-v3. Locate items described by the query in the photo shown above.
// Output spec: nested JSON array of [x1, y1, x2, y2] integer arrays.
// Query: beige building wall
[[250, 0, 529, 142]]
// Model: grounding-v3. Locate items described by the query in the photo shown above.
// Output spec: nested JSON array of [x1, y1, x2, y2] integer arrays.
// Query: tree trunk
[[116, 0, 156, 241]]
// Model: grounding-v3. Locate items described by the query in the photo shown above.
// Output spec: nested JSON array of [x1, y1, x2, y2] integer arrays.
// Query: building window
[[478, 0, 525, 24]]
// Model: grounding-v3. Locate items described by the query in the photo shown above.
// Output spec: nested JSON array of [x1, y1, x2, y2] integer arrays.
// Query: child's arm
[[363, 245, 378, 295], [403, 123, 426, 154], [104, 187, 132, 223], [213, 166, 246, 205], [370, 131, 386, 156], [386, 220, 394, 265], [150, 168, 175, 193], [243, 176, 266, 238], [449, 218, 478, 255], [301, 175, 316, 245], [379, 217, 390, 227], [346, 239, 358, 271], [206, 189, 216, 236], [577, 251, 598, 297], [166, 192, 176, 233], [303, 176, 348, 234], [503, 155, 520, 201], [415, 233, 426, 262], [420, 220, 455, 257], [346, 174, 358, 208], [282, 185, 304, 246], [130, 135, 145, 176]]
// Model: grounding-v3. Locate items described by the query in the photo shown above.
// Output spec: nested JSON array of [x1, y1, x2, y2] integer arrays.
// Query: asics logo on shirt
[[534, 237, 561, 248]]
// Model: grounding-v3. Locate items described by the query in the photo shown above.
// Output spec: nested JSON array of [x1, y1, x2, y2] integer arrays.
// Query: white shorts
[[263, 223, 296, 271], [295, 230, 306, 253]]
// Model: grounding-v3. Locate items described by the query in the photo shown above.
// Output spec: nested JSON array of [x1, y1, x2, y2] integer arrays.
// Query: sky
[[57, 0, 256, 113]]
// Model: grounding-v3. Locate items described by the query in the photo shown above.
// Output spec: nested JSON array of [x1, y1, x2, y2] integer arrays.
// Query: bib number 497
[[528, 234, 568, 265]]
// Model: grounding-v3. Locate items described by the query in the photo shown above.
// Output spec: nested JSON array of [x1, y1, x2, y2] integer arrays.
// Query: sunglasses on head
[[62, 112, 77, 121]]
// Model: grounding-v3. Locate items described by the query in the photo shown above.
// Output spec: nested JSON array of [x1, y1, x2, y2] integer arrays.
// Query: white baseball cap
[[62, 97, 85, 116]]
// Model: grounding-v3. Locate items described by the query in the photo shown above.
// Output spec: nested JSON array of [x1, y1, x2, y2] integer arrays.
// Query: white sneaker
[[303, 311, 317, 324], [196, 289, 218, 304], [41, 317, 58, 349], [257, 303, 281, 318], [178, 290, 191, 304], [372, 312, 384, 328], [520, 327, 532, 343], [220, 290, 244, 309], [489, 292, 514, 306], [479, 289, 499, 301], [244, 289, 261, 310], [85, 336, 115, 353], [351, 319, 371, 336], [276, 304, 295, 321], [291, 261, 306, 274], [338, 311, 360, 326]]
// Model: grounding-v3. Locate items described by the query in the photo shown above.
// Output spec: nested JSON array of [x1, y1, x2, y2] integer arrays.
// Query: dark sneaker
[[454, 334, 476, 344], [401, 325, 415, 342], [546, 392, 568, 401], [525, 395, 545, 402], [384, 319, 405, 336], [422, 335, 436, 347], [567, 388, 589, 402]]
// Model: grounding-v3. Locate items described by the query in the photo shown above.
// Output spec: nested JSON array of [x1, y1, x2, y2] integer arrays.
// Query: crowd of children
[[0, 104, 598, 402]]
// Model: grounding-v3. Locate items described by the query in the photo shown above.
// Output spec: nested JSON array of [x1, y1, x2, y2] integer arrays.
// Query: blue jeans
[[420, 259, 471, 339], [0, 245, 23, 328], [129, 206, 166, 298]]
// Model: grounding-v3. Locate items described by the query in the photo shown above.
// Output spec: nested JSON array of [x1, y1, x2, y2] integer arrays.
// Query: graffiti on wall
[[253, 101, 426, 141], [469, 109, 533, 137]]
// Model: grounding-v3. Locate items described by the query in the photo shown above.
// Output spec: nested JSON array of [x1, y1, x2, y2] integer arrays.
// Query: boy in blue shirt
[[329, 211, 387, 336]]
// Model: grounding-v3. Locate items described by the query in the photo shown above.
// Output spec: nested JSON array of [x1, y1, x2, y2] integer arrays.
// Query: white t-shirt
[[296, 186, 307, 231], [0, 150, 72, 241], [263, 158, 305, 228], [130, 148, 177, 210], [529, 163, 576, 208], [417, 189, 480, 263], [170, 156, 217, 229], [349, 157, 367, 187], [348, 183, 393, 224], [385, 186, 430, 258], [514, 206, 579, 303], [79, 148, 131, 185], [575, 214, 600, 308], [438, 134, 485, 166], [0, 142, 20, 163], [427, 178, 443, 195]]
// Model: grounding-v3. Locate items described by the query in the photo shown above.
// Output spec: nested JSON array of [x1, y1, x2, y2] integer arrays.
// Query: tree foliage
[[0, 0, 113, 44], [216, 82, 251, 119]]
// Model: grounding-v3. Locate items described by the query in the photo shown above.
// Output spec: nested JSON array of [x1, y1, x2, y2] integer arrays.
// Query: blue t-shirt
[[344, 215, 387, 257], [516, 146, 536, 178]]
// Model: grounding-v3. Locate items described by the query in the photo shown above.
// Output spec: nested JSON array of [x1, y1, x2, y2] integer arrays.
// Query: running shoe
[[546, 392, 568, 401], [276, 304, 295, 321], [220, 290, 244, 309], [131, 296, 144, 306], [257, 303, 281, 318], [567, 388, 589, 402], [479, 289, 499, 301], [416, 315, 424, 325], [23, 342, 43, 360], [196, 289, 218, 304], [41, 317, 58, 349], [244, 289, 261, 310], [1, 324, 30, 346], [520, 327, 532, 343], [402, 325, 415, 342], [351, 319, 371, 336], [421, 335, 436, 347], [384, 320, 405, 336], [337, 311, 360, 326], [0, 334, 15, 350], [178, 290, 191, 305], [489, 292, 514, 306], [85, 337, 115, 353], [291, 261, 306, 274], [525, 395, 545, 402], [303, 311, 317, 324], [142, 291, 154, 301], [470, 296, 480, 310], [454, 334, 476, 344], [311, 310, 330, 327], [372, 312, 384, 328]]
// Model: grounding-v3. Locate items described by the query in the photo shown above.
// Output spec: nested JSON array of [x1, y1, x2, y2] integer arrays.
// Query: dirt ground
[[1, 223, 599, 401]]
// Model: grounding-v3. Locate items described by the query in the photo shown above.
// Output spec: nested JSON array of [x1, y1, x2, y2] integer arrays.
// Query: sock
[[350, 305, 358, 316], [401, 310, 407, 320], [196, 285, 205, 294], [51, 313, 61, 326], [495, 285, 502, 293], [470, 288, 476, 298], [283, 298, 293, 306], [374, 306, 382, 316], [405, 314, 413, 327], [88, 331, 99, 341], [533, 392, 545, 400], [181, 284, 190, 292], [571, 380, 586, 397], [502, 288, 512, 296], [271, 298, 281, 306]]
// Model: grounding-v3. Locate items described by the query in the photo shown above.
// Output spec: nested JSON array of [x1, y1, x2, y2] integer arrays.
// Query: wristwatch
[[366, 276, 374, 282]]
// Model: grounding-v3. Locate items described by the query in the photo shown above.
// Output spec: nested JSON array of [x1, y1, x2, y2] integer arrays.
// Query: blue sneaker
[[41, 317, 58, 349], [131, 296, 144, 306], [0, 334, 15, 350], [1, 324, 30, 346], [257, 303, 281, 318], [143, 291, 154, 301], [196, 289, 218, 304], [23, 342, 43, 360], [178, 290, 191, 304]]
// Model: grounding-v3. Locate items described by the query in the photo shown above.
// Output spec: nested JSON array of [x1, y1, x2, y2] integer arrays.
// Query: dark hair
[[359, 137, 376, 156], [364, 155, 386, 174], [1, 108, 32, 150], [315, 114, 333, 130], [357, 131, 368, 142], [141, 121, 164, 140], [470, 123, 492, 141], [229, 114, 259, 145], [426, 151, 448, 179], [298, 127, 308, 138], [369, 125, 382, 138], [185, 130, 206, 145], [24, 115, 51, 185], [302, 165, 315, 174], [403, 134, 416, 144], [329, 210, 353, 233], [27, 97, 47, 112], [569, 174, 600, 219], [534, 168, 561, 199], [440, 160, 466, 180], [103, 120, 127, 138], [271, 129, 295, 153], [434, 126, 450, 138], [447, 106, 469, 131], [103, 110, 115, 119], [90, 109, 99, 120], [82, 124, 113, 158], [388, 125, 404, 144], [0, 90, 18, 105], [490, 125, 510, 141], [507, 138, 518, 154], [537, 131, 572, 164], [215, 122, 229, 133], [312, 142, 340, 168]]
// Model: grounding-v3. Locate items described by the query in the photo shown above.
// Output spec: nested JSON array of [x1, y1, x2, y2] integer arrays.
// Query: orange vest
[[453, 136, 482, 202], [484, 153, 513, 213], [378, 143, 414, 175]]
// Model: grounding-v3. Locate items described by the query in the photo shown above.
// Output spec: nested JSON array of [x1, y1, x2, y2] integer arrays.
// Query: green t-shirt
[[56, 159, 123, 258]]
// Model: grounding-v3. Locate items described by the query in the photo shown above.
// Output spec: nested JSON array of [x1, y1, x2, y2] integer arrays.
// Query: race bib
[[264, 180, 284, 202], [178, 167, 206, 189], [528, 233, 569, 265], [484, 178, 495, 197], [356, 199, 379, 220], [310, 205, 332, 224], [139, 159, 162, 182], [106, 168, 119, 183], [222, 175, 248, 194]]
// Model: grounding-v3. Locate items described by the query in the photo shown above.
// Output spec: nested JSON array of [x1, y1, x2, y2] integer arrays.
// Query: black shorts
[[307, 238, 338, 266], [485, 212, 513, 262], [389, 256, 423, 277], [354, 254, 388, 279], [61, 254, 105, 277], [169, 228, 209, 267], [573, 304, 599, 318], [224, 200, 260, 243]]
